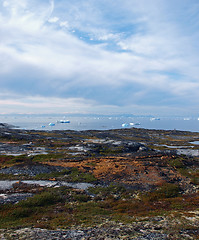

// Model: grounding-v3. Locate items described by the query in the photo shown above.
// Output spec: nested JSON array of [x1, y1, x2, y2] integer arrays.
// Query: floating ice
[[150, 118, 160, 121], [122, 123, 129, 128], [58, 120, 70, 123]]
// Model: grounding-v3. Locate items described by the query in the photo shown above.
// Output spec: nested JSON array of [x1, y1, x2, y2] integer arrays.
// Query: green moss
[[0, 153, 65, 167], [32, 153, 65, 163], [33, 167, 97, 183], [2, 155, 29, 166], [0, 173, 28, 180], [34, 169, 70, 180]]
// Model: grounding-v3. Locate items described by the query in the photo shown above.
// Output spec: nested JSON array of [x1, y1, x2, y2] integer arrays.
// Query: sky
[[0, 0, 199, 116]]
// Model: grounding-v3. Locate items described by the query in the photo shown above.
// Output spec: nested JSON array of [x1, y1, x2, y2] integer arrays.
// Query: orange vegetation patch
[[46, 154, 188, 188]]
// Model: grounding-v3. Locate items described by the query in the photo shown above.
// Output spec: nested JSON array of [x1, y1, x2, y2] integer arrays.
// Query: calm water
[[0, 115, 199, 132]]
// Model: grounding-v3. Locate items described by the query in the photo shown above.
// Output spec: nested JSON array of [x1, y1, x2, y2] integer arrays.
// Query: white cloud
[[59, 21, 69, 28], [48, 16, 59, 23], [0, 96, 95, 114], [0, 0, 199, 115], [0, 94, 197, 116], [3, 1, 9, 7]]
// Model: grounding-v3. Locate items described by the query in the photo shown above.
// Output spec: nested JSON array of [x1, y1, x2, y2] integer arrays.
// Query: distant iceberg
[[150, 118, 160, 121], [49, 123, 55, 126], [122, 123, 129, 128], [57, 120, 70, 123]]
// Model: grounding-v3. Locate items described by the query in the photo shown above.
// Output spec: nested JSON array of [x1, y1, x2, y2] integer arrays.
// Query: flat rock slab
[[0, 164, 66, 176]]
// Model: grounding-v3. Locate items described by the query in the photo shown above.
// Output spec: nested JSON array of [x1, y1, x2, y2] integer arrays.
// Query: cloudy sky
[[0, 0, 199, 115]]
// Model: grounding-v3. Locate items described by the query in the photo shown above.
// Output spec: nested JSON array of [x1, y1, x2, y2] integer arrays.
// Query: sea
[[0, 115, 199, 132]]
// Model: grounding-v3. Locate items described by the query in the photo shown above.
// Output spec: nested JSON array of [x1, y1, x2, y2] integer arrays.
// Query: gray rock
[[0, 164, 67, 176]]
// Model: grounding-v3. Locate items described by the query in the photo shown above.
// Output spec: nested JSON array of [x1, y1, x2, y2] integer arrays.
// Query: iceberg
[[129, 123, 141, 126], [122, 123, 129, 128], [150, 118, 160, 121], [49, 123, 55, 126], [134, 123, 141, 125], [58, 120, 70, 123]]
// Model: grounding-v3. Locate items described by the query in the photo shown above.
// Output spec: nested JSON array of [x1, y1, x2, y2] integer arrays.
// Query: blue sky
[[0, 0, 199, 116]]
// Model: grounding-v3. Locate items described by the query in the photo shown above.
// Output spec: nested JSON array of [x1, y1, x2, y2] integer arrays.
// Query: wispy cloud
[[0, 0, 199, 115]]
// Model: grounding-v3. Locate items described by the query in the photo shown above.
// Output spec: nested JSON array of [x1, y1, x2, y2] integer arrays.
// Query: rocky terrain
[[0, 123, 199, 239]]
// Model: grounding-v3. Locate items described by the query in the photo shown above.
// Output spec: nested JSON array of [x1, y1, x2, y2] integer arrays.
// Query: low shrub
[[157, 183, 180, 198], [11, 207, 33, 218], [169, 158, 185, 169], [142, 183, 181, 202], [72, 193, 91, 202], [77, 202, 111, 218], [88, 183, 127, 198], [18, 191, 62, 207], [69, 168, 97, 183]]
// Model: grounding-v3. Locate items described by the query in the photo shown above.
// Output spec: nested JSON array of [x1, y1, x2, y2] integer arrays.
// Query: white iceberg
[[58, 120, 70, 123], [122, 123, 129, 128], [150, 118, 160, 121], [134, 123, 141, 125]]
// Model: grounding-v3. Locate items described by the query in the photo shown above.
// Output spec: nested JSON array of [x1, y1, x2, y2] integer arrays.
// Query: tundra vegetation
[[0, 125, 199, 239]]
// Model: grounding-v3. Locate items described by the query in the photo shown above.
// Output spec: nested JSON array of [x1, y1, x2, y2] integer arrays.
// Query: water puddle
[[85, 139, 122, 145], [155, 144, 193, 149], [176, 149, 199, 157], [0, 180, 94, 191], [0, 193, 33, 204], [0, 181, 18, 190], [189, 141, 199, 145], [155, 144, 199, 156], [68, 146, 90, 152]]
